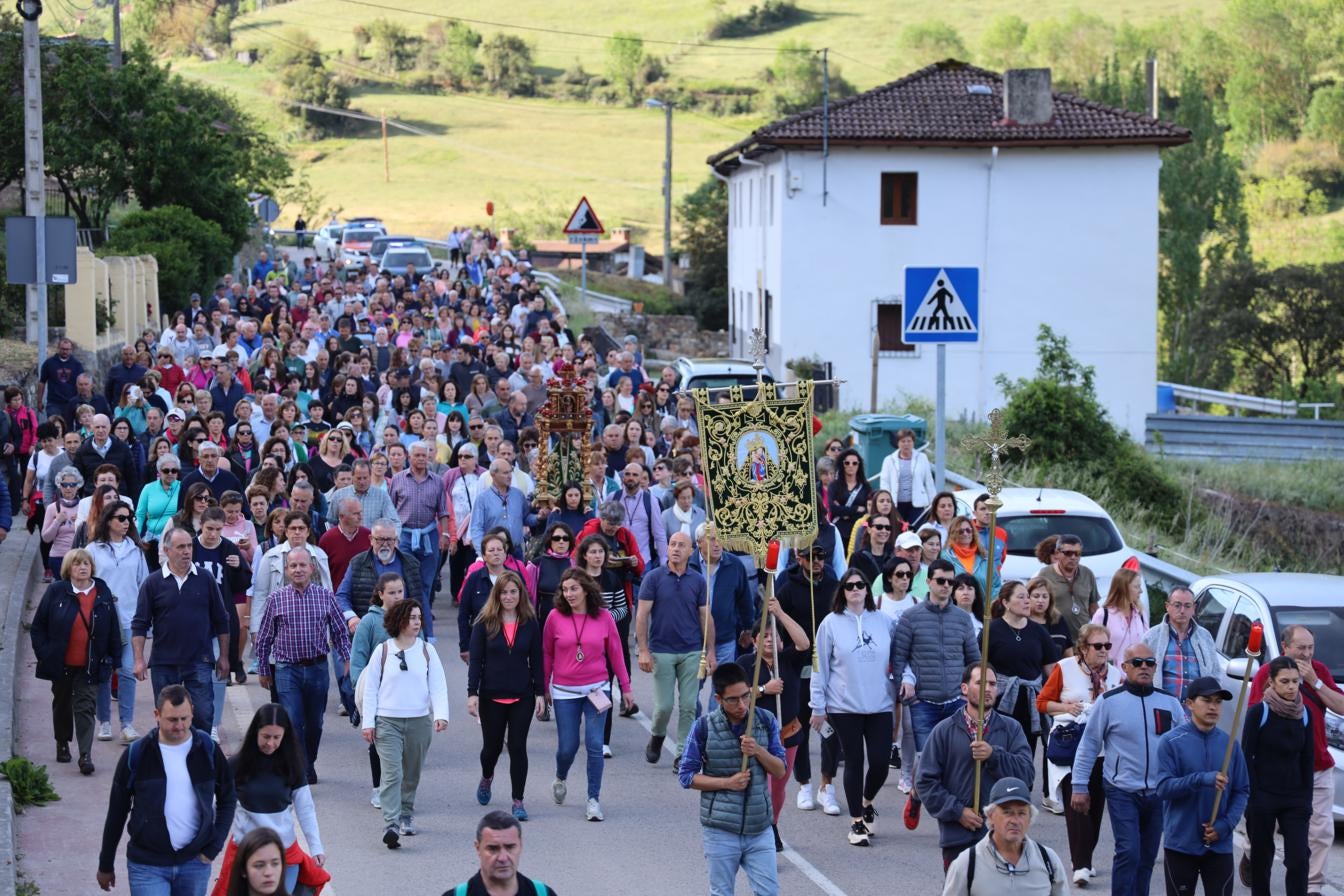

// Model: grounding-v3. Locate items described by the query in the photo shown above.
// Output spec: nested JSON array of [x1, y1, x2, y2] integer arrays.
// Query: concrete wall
[[724, 145, 1162, 439], [66, 247, 160, 355]]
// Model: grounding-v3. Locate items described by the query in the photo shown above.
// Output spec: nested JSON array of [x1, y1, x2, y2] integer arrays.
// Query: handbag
[[1046, 720, 1085, 766]]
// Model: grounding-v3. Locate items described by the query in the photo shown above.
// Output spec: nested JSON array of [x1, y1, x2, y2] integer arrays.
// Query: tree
[[435, 21, 481, 89], [481, 34, 536, 96], [979, 15, 1029, 71], [605, 31, 645, 104], [268, 28, 350, 135], [677, 177, 728, 329], [894, 21, 967, 70], [1306, 83, 1344, 150], [1021, 9, 1114, 89], [102, 206, 234, 312], [1157, 68, 1250, 386], [366, 19, 419, 74], [1222, 0, 1330, 146]]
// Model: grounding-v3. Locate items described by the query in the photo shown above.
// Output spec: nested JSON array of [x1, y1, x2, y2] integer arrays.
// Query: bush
[[708, 0, 803, 39], [0, 756, 59, 810], [1245, 174, 1329, 222], [102, 206, 233, 314]]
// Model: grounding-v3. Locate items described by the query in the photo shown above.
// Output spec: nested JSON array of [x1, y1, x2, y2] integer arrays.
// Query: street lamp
[[645, 98, 673, 288]]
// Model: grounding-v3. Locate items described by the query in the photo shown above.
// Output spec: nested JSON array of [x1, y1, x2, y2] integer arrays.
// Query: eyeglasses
[[891, 570, 911, 579], [930, 577, 954, 586], [1087, 641, 1113, 650], [843, 581, 867, 591], [1127, 657, 1158, 668], [955, 527, 974, 535], [395, 649, 408, 672], [1167, 601, 1194, 610], [469, 423, 484, 430], [112, 514, 131, 523], [719, 693, 750, 706]]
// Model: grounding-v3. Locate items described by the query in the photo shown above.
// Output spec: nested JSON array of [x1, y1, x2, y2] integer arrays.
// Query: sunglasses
[[1127, 657, 1158, 668], [469, 423, 484, 430], [891, 570, 911, 579], [194, 496, 210, 503], [1058, 549, 1082, 558], [1087, 641, 1113, 650], [395, 649, 408, 672], [112, 514, 131, 523], [930, 577, 954, 586], [161, 468, 180, 475], [59, 482, 79, 488], [551, 535, 570, 543], [871, 524, 891, 531], [843, 581, 867, 591]]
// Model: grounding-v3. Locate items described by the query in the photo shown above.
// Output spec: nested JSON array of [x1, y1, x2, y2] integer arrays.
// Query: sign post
[[563, 197, 604, 307], [902, 266, 981, 490]]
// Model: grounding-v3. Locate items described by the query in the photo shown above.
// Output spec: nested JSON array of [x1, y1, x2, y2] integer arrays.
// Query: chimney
[[1003, 68, 1053, 125]]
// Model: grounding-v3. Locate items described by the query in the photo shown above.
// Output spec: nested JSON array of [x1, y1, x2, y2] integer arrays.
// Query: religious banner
[[690, 381, 818, 554]]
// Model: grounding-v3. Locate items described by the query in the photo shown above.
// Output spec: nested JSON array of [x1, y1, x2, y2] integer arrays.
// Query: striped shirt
[[388, 469, 452, 531], [253, 582, 351, 677]]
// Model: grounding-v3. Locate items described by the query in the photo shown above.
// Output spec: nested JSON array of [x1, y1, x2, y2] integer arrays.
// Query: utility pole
[[20, 0, 48, 359], [111, 0, 122, 68], [661, 100, 672, 288], [381, 110, 389, 183], [821, 48, 829, 207]]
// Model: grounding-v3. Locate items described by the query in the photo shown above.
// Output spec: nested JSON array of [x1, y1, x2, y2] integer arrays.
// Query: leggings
[[1163, 849, 1233, 896], [479, 697, 535, 801], [603, 614, 632, 746], [828, 711, 893, 818], [793, 702, 842, 784]]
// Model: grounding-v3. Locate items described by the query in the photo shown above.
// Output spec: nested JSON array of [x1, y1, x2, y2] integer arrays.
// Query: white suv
[[952, 487, 1147, 615]]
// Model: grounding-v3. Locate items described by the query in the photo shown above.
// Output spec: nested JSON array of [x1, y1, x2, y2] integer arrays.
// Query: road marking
[[629, 700, 849, 895]]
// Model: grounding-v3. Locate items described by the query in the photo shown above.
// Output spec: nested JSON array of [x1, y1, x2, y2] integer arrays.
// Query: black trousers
[[368, 742, 381, 787], [828, 711, 893, 817], [603, 614, 631, 745], [479, 697, 535, 801], [226, 600, 242, 674], [1062, 764, 1107, 871], [1246, 796, 1311, 896], [51, 666, 97, 754], [1163, 849, 1233, 896], [793, 702, 842, 784], [449, 545, 477, 604]]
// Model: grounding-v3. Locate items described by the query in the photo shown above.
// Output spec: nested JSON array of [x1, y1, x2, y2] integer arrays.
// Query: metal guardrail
[[1159, 380, 1334, 418], [1146, 414, 1344, 461]]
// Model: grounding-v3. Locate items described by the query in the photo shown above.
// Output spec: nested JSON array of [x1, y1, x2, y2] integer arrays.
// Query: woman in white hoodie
[[86, 501, 149, 744], [809, 567, 897, 848]]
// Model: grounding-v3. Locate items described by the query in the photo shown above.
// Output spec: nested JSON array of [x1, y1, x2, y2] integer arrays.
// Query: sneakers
[[120, 725, 139, 744], [399, 815, 416, 835], [477, 776, 493, 806], [337, 705, 348, 717], [847, 820, 871, 846], [210, 726, 220, 743], [818, 784, 841, 816], [78, 753, 95, 776], [96, 721, 113, 741], [602, 745, 613, 759], [903, 796, 921, 830], [383, 826, 400, 849], [1042, 796, 1065, 815], [1238, 855, 1252, 888], [585, 798, 604, 822], [772, 824, 784, 852], [1073, 867, 1093, 887], [897, 773, 913, 794], [862, 803, 878, 834], [888, 743, 901, 769], [644, 735, 664, 763], [512, 800, 528, 821], [552, 778, 567, 805], [370, 786, 381, 809], [796, 783, 816, 811]]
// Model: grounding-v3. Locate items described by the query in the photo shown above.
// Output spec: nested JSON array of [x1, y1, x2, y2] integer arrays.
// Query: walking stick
[[1209, 622, 1262, 825], [742, 540, 781, 771], [971, 498, 1000, 814]]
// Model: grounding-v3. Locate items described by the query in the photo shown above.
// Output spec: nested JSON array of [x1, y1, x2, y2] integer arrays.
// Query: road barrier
[[1146, 414, 1344, 462]]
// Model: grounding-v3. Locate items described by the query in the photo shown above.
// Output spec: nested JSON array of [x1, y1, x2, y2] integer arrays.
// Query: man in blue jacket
[[1156, 676, 1250, 896], [692, 524, 755, 670], [1071, 643, 1185, 896]]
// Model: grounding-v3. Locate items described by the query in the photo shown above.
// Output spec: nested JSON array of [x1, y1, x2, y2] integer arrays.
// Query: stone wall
[[595, 311, 728, 359]]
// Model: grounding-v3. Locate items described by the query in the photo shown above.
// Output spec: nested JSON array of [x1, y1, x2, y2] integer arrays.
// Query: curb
[[0, 532, 41, 895]]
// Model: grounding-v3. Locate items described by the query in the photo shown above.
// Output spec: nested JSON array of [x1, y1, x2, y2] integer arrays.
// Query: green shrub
[[102, 205, 234, 314], [0, 756, 60, 811]]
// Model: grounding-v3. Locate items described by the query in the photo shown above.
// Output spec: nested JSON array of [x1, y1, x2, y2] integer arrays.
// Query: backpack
[[1260, 703, 1310, 728], [453, 881, 547, 896], [354, 638, 431, 710], [126, 728, 215, 791], [966, 839, 1055, 892]]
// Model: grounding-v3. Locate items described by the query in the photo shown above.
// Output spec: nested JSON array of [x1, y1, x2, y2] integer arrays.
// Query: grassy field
[[167, 0, 1229, 243]]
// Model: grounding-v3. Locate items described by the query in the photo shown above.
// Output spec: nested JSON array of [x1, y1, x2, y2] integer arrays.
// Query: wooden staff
[[742, 540, 781, 771], [971, 497, 1001, 814], [1209, 622, 1262, 825]]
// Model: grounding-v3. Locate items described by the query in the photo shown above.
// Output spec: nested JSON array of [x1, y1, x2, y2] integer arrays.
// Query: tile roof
[[708, 59, 1190, 167]]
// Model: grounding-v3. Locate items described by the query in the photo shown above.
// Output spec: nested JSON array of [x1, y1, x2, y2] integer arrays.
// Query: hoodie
[[809, 609, 896, 716], [1156, 720, 1249, 855], [1071, 681, 1184, 796]]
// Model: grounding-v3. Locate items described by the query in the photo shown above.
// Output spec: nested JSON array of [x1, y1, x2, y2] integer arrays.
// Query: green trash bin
[[847, 414, 928, 481]]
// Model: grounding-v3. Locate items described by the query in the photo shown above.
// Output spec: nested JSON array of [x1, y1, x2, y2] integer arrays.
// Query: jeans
[[1104, 783, 1164, 896], [603, 614, 634, 746], [126, 857, 212, 896], [97, 626, 136, 727], [554, 693, 608, 800], [150, 663, 215, 733], [651, 650, 701, 754], [399, 532, 440, 639], [703, 826, 778, 896], [330, 653, 356, 717], [275, 661, 329, 776], [909, 698, 965, 753], [375, 714, 433, 827]]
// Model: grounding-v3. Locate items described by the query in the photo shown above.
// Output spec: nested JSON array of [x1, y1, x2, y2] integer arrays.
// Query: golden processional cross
[[959, 408, 1031, 813]]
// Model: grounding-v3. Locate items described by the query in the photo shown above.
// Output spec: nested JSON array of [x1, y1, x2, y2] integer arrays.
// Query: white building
[[707, 61, 1189, 439]]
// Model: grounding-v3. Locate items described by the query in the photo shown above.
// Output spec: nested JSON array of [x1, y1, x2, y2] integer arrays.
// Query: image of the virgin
[[735, 431, 779, 483]]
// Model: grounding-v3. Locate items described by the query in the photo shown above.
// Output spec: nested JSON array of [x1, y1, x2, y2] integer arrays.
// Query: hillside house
[[707, 61, 1189, 439]]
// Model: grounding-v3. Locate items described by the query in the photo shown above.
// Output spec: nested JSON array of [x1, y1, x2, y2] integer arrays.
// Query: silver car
[[1192, 573, 1344, 820]]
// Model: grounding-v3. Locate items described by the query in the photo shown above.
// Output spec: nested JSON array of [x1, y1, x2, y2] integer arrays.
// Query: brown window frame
[[875, 301, 918, 356], [880, 172, 918, 226]]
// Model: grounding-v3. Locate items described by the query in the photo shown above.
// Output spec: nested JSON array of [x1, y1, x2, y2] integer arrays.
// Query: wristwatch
[[1314, 678, 1324, 690]]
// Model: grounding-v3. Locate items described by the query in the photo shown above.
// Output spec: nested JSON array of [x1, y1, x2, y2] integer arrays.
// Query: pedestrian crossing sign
[[902, 267, 980, 343]]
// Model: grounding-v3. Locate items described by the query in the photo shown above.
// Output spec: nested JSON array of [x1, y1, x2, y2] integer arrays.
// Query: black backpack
[[966, 839, 1055, 892]]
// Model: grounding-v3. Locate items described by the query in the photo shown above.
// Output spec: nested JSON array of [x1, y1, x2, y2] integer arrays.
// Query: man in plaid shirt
[[255, 547, 351, 784], [1141, 586, 1223, 703]]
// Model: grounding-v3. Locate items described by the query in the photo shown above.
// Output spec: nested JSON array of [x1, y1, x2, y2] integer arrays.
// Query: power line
[[828, 49, 891, 80]]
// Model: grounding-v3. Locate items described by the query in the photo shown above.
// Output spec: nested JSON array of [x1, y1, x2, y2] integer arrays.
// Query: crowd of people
[[9, 237, 1335, 896]]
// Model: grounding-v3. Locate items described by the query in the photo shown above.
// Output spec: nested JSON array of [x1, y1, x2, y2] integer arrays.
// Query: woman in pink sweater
[[543, 569, 633, 822]]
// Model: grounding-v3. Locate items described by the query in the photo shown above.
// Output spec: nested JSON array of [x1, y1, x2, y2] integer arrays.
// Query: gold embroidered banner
[[690, 381, 818, 557]]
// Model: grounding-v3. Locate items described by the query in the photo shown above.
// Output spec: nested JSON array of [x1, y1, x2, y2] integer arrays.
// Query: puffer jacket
[[889, 597, 981, 703]]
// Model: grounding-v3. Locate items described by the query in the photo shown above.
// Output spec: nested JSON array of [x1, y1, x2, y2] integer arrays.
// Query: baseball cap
[[895, 531, 923, 550], [395, 367, 412, 379], [797, 543, 830, 559], [335, 421, 354, 431], [166, 408, 186, 422], [1184, 677, 1233, 701], [984, 777, 1032, 810], [623, 335, 638, 344]]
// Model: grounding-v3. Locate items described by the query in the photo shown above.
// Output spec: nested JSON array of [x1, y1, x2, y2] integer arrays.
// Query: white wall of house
[[725, 145, 1161, 440]]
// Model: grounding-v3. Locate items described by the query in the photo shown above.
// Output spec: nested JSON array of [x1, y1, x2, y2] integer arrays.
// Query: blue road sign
[[903, 267, 980, 343]]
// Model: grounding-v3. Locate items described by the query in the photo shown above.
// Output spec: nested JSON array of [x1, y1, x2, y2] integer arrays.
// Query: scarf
[[1086, 660, 1108, 700], [950, 540, 979, 573], [671, 503, 695, 536], [1264, 686, 1304, 720]]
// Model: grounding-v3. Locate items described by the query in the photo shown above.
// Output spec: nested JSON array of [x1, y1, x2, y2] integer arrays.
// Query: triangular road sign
[[563, 196, 605, 234], [906, 268, 978, 336]]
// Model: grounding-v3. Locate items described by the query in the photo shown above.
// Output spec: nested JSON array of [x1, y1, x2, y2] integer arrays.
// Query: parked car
[[672, 357, 775, 400], [950, 487, 1147, 613], [370, 235, 421, 266], [1192, 573, 1344, 820], [379, 246, 435, 280], [339, 224, 387, 265], [313, 223, 344, 261]]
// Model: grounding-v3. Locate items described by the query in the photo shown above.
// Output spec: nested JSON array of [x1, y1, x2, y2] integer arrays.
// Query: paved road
[[16, 590, 1344, 895]]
